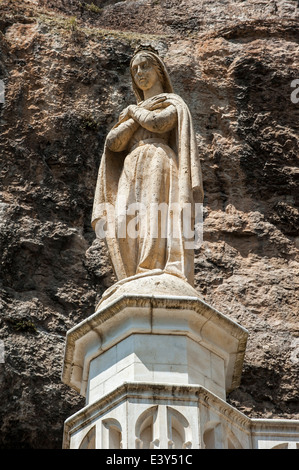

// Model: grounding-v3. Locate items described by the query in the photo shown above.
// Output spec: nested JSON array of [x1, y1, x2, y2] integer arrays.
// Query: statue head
[[130, 45, 174, 102]]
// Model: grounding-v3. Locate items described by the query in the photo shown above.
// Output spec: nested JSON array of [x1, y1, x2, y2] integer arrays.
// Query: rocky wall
[[0, 0, 298, 448]]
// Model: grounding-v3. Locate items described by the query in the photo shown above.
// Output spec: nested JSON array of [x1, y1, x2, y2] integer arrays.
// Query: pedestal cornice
[[62, 294, 248, 397]]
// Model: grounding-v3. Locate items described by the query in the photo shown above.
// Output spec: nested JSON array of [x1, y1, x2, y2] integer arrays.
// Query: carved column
[[61, 275, 250, 449]]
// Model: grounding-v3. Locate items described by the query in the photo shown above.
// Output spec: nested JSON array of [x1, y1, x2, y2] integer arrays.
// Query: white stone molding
[[251, 419, 299, 449], [62, 294, 248, 401], [62, 382, 299, 449], [78, 426, 96, 449], [61, 287, 299, 449]]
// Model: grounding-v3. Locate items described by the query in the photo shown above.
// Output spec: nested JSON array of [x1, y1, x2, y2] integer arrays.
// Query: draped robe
[[91, 93, 203, 286]]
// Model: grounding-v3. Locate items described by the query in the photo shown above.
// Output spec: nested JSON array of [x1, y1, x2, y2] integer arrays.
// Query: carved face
[[131, 54, 160, 91]]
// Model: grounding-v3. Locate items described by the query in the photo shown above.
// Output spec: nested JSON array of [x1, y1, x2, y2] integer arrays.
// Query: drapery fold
[[91, 93, 203, 286]]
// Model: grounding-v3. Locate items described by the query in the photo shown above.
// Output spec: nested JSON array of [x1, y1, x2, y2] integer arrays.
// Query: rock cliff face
[[0, 0, 298, 448]]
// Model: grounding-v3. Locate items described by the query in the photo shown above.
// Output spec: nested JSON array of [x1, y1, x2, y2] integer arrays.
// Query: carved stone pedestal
[[62, 274, 299, 449], [61, 274, 252, 449]]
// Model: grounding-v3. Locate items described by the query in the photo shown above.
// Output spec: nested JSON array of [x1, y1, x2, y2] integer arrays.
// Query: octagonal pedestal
[[62, 288, 248, 403], [63, 382, 299, 450], [62, 273, 251, 449]]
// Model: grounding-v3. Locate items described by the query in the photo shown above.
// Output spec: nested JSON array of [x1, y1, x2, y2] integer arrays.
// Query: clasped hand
[[118, 95, 168, 122]]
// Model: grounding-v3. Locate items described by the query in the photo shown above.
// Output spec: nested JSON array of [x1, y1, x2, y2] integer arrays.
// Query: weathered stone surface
[[0, 0, 298, 448]]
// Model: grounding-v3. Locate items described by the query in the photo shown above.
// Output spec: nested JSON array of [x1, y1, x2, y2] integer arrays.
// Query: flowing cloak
[[91, 92, 204, 286]]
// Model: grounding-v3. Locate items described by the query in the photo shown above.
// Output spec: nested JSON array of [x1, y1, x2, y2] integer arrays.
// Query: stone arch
[[102, 418, 122, 449], [203, 420, 221, 449], [226, 428, 243, 449], [167, 407, 192, 449], [135, 406, 158, 449], [79, 426, 96, 449], [271, 442, 288, 449]]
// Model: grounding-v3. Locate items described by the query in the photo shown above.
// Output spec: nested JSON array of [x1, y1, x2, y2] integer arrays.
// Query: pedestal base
[[61, 274, 299, 449], [96, 271, 202, 310], [63, 272, 254, 449], [62, 280, 248, 401], [63, 382, 299, 449]]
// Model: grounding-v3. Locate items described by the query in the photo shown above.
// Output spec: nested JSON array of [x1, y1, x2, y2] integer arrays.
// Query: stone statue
[[92, 46, 203, 299]]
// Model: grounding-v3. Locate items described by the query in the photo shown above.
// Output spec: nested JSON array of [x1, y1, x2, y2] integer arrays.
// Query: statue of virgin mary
[[91, 45, 203, 296]]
